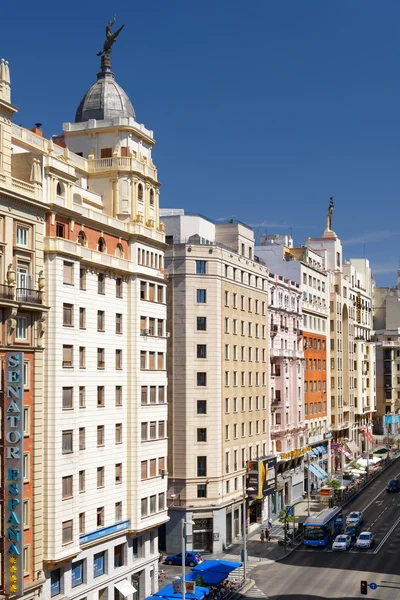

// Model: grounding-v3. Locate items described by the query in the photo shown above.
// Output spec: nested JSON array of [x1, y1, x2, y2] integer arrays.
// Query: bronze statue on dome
[[326, 196, 334, 231], [97, 15, 125, 56]]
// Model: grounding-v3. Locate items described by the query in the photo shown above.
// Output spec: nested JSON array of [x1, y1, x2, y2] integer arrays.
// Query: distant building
[[163, 211, 270, 552]]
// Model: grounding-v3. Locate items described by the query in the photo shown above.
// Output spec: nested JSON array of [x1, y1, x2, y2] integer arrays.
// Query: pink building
[[268, 273, 307, 514]]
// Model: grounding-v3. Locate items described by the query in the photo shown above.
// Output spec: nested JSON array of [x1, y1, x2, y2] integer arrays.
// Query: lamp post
[[181, 518, 195, 600], [306, 453, 311, 517], [242, 486, 254, 582]]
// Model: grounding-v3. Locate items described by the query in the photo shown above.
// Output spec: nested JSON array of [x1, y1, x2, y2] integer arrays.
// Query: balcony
[[271, 398, 281, 406], [271, 324, 278, 335], [0, 285, 43, 305]]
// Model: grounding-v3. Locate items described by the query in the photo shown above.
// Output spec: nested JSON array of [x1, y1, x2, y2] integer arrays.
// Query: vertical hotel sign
[[356, 292, 361, 324], [4, 353, 24, 597]]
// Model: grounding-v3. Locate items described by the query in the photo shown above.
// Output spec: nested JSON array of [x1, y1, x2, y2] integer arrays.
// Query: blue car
[[387, 479, 399, 492], [165, 552, 203, 566]]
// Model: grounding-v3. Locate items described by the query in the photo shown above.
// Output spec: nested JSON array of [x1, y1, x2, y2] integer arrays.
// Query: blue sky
[[2, 1, 399, 285]]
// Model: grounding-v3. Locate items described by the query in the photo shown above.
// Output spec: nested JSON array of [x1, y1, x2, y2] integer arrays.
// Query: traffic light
[[361, 581, 368, 595]]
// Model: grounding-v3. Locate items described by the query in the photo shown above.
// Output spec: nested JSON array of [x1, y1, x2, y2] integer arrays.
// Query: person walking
[[268, 517, 272, 531], [260, 530, 265, 542]]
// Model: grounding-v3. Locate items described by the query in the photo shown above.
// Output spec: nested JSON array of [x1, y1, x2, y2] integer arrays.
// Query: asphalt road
[[250, 458, 400, 600]]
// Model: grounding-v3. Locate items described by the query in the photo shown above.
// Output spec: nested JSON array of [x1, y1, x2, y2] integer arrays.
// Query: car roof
[[359, 531, 371, 536]]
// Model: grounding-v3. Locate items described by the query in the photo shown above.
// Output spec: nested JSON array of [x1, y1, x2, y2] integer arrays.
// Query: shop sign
[[246, 461, 259, 496], [260, 457, 277, 496], [4, 352, 24, 598], [323, 432, 332, 440], [308, 433, 323, 444], [357, 292, 361, 324], [280, 446, 311, 461]]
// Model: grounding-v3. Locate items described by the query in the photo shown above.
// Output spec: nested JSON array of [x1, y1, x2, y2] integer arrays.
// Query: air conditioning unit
[[141, 329, 150, 336], [161, 469, 168, 478], [166, 332, 171, 338]]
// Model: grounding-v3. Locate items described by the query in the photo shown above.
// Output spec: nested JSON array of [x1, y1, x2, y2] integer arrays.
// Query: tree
[[278, 507, 297, 524], [326, 479, 341, 489]]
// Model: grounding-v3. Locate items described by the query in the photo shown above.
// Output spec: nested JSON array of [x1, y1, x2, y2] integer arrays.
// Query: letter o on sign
[[6, 431, 22, 444]]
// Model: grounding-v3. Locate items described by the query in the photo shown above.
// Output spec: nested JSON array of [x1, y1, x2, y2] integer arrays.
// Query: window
[[79, 346, 86, 368], [197, 400, 207, 414], [16, 224, 29, 246], [115, 423, 123, 444], [79, 513, 85, 534], [98, 274, 105, 294], [196, 261, 207, 274], [158, 421, 165, 438], [77, 230, 86, 246], [157, 285, 164, 303], [159, 386, 165, 403], [150, 495, 157, 514], [80, 268, 86, 290], [141, 461, 148, 480], [116, 277, 123, 298], [115, 501, 122, 521], [157, 319, 163, 337], [97, 467, 105, 488], [197, 456, 207, 477], [62, 387, 73, 409], [116, 313, 123, 334], [140, 351, 146, 369], [116, 349, 123, 369], [97, 507, 104, 527], [97, 386, 105, 407], [93, 552, 106, 578], [115, 386, 122, 406], [197, 289, 207, 303], [159, 492, 165, 511], [141, 422, 148, 441], [79, 470, 85, 492], [197, 372, 207, 386], [62, 431, 73, 454], [97, 348, 105, 369], [51, 569, 61, 597], [149, 422, 156, 439], [79, 307, 86, 329], [79, 427, 85, 450], [63, 261, 74, 285], [115, 463, 122, 483], [16, 316, 28, 340], [98, 237, 106, 253], [62, 520, 73, 544], [197, 428, 207, 442], [23, 500, 30, 528], [197, 316, 207, 331], [97, 425, 105, 447], [63, 303, 73, 326], [56, 222, 65, 238], [150, 458, 157, 477], [23, 361, 30, 390], [197, 344, 207, 359], [62, 475, 73, 499], [71, 560, 84, 588], [97, 310, 105, 331], [62, 345, 73, 367], [141, 498, 148, 517], [197, 484, 207, 498]]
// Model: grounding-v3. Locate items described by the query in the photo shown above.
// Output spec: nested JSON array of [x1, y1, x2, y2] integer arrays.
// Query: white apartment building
[[256, 235, 331, 487], [162, 211, 270, 552], [343, 259, 376, 450], [2, 47, 168, 600]]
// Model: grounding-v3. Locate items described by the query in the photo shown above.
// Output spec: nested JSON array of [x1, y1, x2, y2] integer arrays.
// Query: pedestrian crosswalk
[[241, 583, 269, 598]]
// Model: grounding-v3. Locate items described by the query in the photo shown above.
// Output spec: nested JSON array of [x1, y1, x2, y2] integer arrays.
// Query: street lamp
[[242, 486, 254, 582], [181, 518, 195, 600]]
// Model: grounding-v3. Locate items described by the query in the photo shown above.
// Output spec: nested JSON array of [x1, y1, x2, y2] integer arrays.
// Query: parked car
[[356, 531, 374, 549], [387, 479, 399, 492], [332, 534, 352, 551], [344, 523, 361, 540], [165, 552, 203, 567], [346, 511, 363, 525]]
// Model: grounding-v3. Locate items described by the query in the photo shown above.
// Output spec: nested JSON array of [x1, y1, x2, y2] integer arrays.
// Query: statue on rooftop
[[97, 15, 125, 56], [326, 196, 334, 231]]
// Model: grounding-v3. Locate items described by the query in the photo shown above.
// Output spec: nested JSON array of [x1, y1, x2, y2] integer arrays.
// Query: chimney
[[52, 134, 66, 148], [31, 122, 43, 137]]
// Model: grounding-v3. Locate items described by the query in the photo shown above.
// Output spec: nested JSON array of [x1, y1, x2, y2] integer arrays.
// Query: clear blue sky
[[2, 1, 399, 285]]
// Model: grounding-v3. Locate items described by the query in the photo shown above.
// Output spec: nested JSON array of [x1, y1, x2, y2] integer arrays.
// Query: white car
[[332, 534, 352, 551], [346, 511, 363, 525], [356, 531, 374, 549]]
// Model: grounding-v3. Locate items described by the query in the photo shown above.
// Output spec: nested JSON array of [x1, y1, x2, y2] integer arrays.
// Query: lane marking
[[357, 469, 400, 513], [373, 516, 400, 554]]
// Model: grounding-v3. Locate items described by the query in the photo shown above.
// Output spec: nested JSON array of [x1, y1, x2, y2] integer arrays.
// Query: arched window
[[77, 231, 86, 247], [98, 237, 106, 253], [115, 243, 124, 258], [149, 189, 154, 206], [138, 183, 143, 201], [276, 440, 282, 453], [73, 193, 82, 205], [56, 181, 65, 197]]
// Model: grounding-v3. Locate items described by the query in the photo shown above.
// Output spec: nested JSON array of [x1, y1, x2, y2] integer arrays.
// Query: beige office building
[[162, 210, 269, 553]]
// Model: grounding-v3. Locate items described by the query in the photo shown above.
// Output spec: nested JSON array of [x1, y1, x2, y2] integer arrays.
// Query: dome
[[75, 70, 135, 123]]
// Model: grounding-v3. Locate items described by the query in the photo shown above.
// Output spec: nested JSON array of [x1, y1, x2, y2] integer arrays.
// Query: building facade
[[163, 211, 270, 552], [0, 58, 48, 600]]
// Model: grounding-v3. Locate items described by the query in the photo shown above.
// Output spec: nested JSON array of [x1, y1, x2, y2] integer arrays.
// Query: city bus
[[303, 506, 343, 547]]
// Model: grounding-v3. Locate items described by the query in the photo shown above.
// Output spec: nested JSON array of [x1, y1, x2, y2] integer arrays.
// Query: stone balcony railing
[[88, 156, 157, 181]]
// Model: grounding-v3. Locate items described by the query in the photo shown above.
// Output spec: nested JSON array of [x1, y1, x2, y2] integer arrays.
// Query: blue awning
[[318, 445, 327, 454], [308, 449, 318, 457], [153, 584, 210, 600], [306, 463, 323, 480], [190, 560, 242, 586], [313, 462, 329, 478]]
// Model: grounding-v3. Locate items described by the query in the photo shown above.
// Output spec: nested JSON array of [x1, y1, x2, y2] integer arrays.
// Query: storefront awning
[[317, 446, 327, 454], [306, 464, 323, 480], [312, 462, 329, 478], [346, 440, 360, 455], [115, 580, 137, 598]]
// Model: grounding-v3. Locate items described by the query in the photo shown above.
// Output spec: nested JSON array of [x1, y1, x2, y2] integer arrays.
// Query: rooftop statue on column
[[322, 197, 336, 239]]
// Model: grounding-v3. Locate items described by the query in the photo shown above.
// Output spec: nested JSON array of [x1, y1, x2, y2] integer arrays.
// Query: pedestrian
[[268, 517, 272, 530], [266, 528, 271, 542], [260, 530, 265, 542]]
